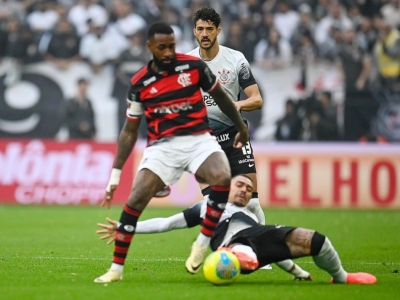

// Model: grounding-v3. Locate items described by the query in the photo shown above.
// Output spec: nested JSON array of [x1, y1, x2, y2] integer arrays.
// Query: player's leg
[[185, 134, 231, 273], [95, 143, 183, 282], [285, 228, 377, 284], [186, 151, 231, 273], [94, 169, 165, 283], [227, 138, 265, 225]]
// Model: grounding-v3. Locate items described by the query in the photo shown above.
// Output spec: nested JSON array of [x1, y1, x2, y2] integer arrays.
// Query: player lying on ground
[[97, 174, 376, 284]]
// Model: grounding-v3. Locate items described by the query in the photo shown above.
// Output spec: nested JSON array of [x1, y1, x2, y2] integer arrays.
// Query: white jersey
[[186, 46, 257, 135]]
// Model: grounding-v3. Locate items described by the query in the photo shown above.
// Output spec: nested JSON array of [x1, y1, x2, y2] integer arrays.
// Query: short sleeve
[[197, 60, 218, 92], [237, 55, 257, 90], [126, 85, 144, 121]]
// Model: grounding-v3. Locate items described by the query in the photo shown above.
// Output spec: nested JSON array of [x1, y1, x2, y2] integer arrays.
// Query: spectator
[[223, 19, 255, 62], [109, 0, 147, 54], [338, 26, 376, 141], [380, 0, 400, 30], [373, 19, 400, 93], [315, 1, 352, 46], [43, 18, 81, 69], [171, 25, 193, 54], [290, 4, 316, 58], [0, 0, 26, 25], [64, 78, 96, 139], [308, 91, 339, 141], [254, 28, 292, 69], [273, 0, 299, 42], [79, 17, 120, 74], [26, 0, 60, 39], [357, 17, 378, 53], [2, 18, 33, 85], [275, 99, 303, 141], [67, 0, 109, 36], [113, 29, 149, 134], [318, 22, 343, 61]]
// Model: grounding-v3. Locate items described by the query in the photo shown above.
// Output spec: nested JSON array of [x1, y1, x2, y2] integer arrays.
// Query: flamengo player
[[94, 22, 250, 283], [186, 7, 266, 225]]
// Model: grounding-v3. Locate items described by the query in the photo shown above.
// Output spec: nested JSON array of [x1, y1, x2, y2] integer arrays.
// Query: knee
[[213, 170, 231, 186], [127, 188, 148, 210]]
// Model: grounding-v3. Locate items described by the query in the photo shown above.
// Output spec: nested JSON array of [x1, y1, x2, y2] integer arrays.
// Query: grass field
[[1, 205, 399, 300]]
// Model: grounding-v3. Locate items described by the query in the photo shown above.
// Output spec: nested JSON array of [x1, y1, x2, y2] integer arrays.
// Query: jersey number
[[241, 142, 252, 155]]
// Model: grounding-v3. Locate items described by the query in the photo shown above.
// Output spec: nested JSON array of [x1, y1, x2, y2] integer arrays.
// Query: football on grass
[[203, 249, 241, 285]]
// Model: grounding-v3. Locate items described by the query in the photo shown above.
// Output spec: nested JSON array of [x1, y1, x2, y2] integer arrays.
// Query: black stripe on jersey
[[143, 85, 201, 106]]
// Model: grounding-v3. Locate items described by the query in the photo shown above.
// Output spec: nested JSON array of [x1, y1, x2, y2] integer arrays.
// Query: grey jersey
[[186, 46, 257, 135]]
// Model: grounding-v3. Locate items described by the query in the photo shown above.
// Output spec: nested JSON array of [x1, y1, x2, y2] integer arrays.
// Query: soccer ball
[[203, 249, 241, 285]]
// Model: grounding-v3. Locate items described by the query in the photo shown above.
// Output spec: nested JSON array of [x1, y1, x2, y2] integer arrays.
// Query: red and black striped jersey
[[126, 53, 219, 145]]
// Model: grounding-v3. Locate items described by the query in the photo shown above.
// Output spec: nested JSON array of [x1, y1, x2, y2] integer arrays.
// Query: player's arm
[[198, 60, 249, 148], [96, 202, 206, 244], [236, 84, 263, 112], [210, 84, 250, 148], [235, 56, 263, 112], [102, 85, 143, 208]]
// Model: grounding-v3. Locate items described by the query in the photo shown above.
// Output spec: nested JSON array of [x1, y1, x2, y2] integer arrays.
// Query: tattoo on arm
[[286, 228, 315, 258], [113, 122, 139, 169]]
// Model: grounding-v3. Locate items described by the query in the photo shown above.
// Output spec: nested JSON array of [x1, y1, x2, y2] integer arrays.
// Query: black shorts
[[215, 126, 257, 175], [229, 225, 296, 273]]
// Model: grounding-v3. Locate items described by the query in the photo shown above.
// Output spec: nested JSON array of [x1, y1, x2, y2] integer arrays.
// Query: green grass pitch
[[1, 205, 399, 300]]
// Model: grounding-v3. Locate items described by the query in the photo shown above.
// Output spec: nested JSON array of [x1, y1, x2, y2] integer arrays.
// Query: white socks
[[276, 259, 310, 279], [246, 198, 266, 225], [196, 233, 211, 247], [110, 263, 124, 273], [313, 237, 348, 283]]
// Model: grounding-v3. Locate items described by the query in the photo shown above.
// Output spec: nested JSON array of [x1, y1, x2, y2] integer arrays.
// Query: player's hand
[[101, 185, 117, 208], [234, 102, 242, 112], [233, 129, 250, 149], [96, 217, 119, 245]]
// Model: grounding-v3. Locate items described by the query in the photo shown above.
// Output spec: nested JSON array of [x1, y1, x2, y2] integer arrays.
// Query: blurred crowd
[[0, 0, 399, 142]]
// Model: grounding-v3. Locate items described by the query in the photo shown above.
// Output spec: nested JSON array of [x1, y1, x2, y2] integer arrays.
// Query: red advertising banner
[[143, 142, 400, 209], [1, 140, 399, 209], [0, 139, 133, 205]]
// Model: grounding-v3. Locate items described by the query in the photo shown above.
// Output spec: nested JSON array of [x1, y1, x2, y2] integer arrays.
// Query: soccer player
[[97, 174, 377, 284], [186, 7, 265, 225], [94, 22, 250, 283]]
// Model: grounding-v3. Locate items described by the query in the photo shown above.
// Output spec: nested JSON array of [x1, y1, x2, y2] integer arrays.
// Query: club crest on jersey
[[177, 73, 192, 87], [218, 69, 231, 85]]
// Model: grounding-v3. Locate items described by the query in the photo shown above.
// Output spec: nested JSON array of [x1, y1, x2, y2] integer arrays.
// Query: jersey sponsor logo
[[153, 100, 193, 114], [238, 158, 254, 164], [218, 69, 231, 85], [239, 63, 250, 80], [203, 94, 217, 106], [177, 73, 192, 87], [175, 64, 189, 72], [216, 133, 230, 142], [143, 76, 156, 86]]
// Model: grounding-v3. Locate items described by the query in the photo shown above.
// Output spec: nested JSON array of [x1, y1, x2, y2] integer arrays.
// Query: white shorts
[[137, 133, 224, 186]]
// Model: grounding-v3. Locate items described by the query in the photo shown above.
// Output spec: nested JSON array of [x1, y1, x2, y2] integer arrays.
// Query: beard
[[153, 56, 176, 72], [197, 36, 217, 50]]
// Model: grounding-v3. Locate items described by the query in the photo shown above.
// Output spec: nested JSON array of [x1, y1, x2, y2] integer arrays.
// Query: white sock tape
[[106, 168, 122, 192]]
